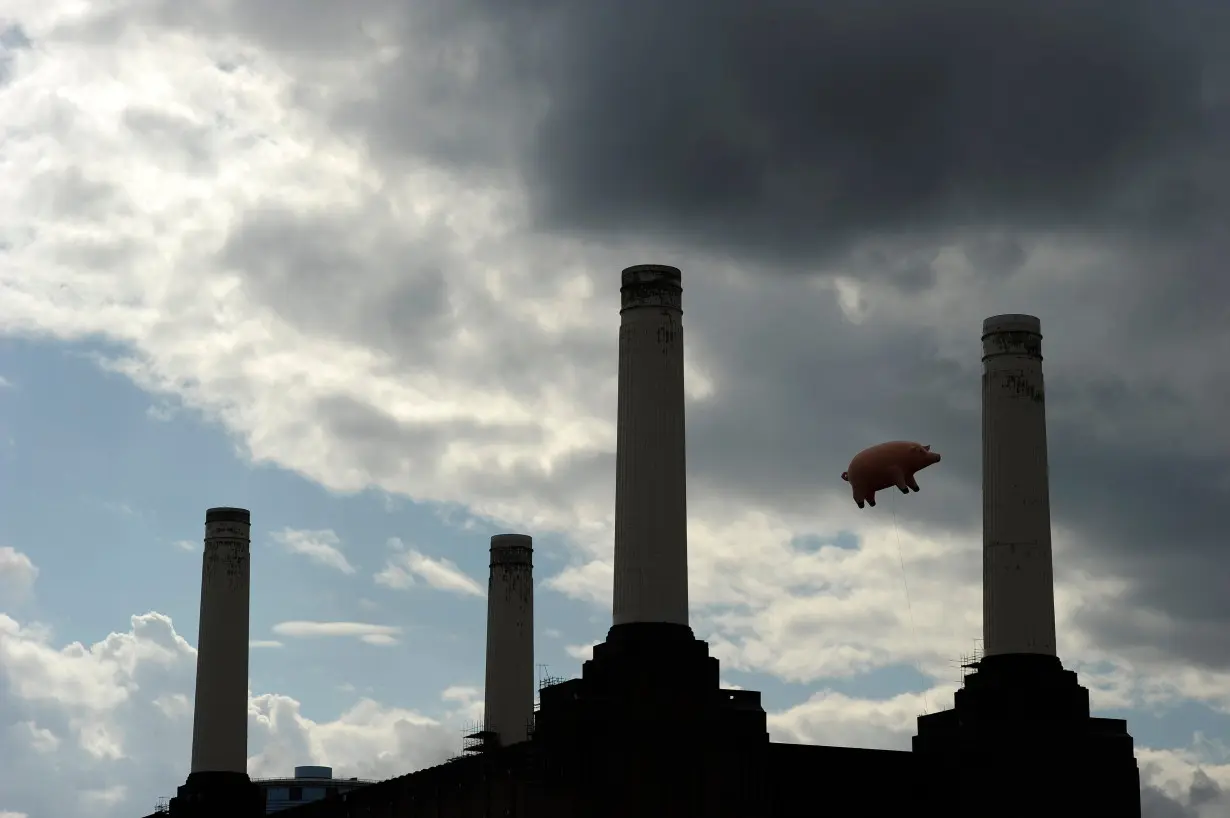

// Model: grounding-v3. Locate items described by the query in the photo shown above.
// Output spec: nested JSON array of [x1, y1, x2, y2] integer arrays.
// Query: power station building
[[256, 767, 374, 814], [141, 265, 1142, 818]]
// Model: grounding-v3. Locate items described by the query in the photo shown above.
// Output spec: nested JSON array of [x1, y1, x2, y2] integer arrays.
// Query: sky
[[0, 1, 1228, 816]]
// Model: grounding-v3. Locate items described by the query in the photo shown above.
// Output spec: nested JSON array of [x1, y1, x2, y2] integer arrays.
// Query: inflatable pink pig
[[841, 441, 941, 509]]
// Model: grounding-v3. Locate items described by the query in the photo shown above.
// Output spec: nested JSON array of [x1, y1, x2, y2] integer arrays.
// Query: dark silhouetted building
[[140, 274, 1140, 818], [257, 766, 374, 813]]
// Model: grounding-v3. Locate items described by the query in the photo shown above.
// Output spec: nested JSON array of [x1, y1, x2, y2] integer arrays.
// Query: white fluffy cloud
[[0, 546, 38, 604], [564, 641, 600, 662], [1, 540, 1220, 818], [246, 694, 456, 783], [0, 0, 622, 550], [271, 528, 357, 575], [0, 0, 1174, 698], [0, 548, 466, 818], [374, 538, 485, 597], [270, 621, 402, 646], [0, 2, 1226, 817], [2, 595, 1221, 817]]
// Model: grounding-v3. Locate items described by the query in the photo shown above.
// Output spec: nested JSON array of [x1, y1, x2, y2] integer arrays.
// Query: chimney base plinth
[[168, 771, 263, 818], [913, 654, 1140, 816]]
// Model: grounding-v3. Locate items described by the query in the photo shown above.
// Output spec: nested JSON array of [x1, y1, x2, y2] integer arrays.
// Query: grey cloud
[[1141, 792, 1188, 818], [52, 236, 146, 272], [1191, 770, 1227, 808], [0, 23, 31, 87], [312, 393, 613, 527], [685, 280, 978, 518], [78, 0, 1230, 674], [125, 1, 1230, 262], [1141, 769, 1230, 818], [137, 0, 537, 174], [15, 2, 1230, 813], [212, 196, 625, 526], [462, 449, 614, 520], [131, 2, 1230, 279], [487, 0, 1223, 268], [93, 0, 403, 57], [122, 107, 216, 172], [0, 23, 30, 49], [677, 252, 1230, 667], [961, 235, 1027, 279], [29, 168, 129, 222], [312, 395, 547, 483], [218, 203, 619, 397], [220, 206, 451, 356]]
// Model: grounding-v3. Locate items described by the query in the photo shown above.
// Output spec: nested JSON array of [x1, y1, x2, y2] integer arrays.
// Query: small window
[[289, 786, 302, 801]]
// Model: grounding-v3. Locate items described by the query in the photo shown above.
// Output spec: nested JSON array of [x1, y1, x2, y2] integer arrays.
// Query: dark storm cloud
[[421, 0, 1230, 669], [138, 0, 1230, 267], [679, 262, 1230, 668], [115, 0, 1230, 671], [683, 276, 980, 520], [961, 235, 1027, 279], [1041, 423, 1230, 668], [472, 0, 1226, 267]]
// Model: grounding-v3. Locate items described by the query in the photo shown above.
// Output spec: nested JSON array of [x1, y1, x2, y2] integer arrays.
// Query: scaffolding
[[535, 664, 565, 712], [928, 639, 984, 712], [461, 719, 497, 755], [458, 665, 560, 754], [154, 797, 170, 814], [958, 639, 985, 686]]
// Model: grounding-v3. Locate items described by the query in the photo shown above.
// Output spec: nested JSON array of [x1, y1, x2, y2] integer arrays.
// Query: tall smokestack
[[483, 534, 534, 747], [981, 315, 1058, 657], [611, 264, 689, 628], [171, 508, 261, 817], [190, 507, 252, 773], [912, 317, 1142, 817]]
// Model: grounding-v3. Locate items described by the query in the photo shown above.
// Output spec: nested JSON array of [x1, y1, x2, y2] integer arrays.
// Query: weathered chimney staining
[[610, 264, 690, 629], [981, 315, 1058, 657], [484, 534, 535, 747]]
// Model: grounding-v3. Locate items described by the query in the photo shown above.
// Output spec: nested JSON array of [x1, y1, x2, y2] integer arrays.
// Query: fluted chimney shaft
[[483, 534, 534, 746], [982, 315, 1058, 657], [189, 507, 252, 774], [611, 264, 690, 627]]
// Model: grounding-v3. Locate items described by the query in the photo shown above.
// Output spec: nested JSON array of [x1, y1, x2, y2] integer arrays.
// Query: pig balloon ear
[[923, 444, 931, 451]]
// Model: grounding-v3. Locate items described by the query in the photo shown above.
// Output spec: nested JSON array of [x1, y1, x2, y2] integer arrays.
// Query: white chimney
[[611, 264, 689, 628], [189, 507, 252, 774], [981, 315, 1058, 657], [484, 534, 534, 746]]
